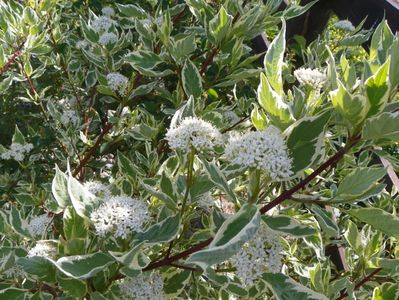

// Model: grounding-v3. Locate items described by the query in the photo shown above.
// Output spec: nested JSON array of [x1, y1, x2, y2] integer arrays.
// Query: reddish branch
[[143, 135, 360, 271], [199, 47, 219, 75], [336, 268, 383, 300], [0, 43, 24, 77], [73, 119, 113, 178]]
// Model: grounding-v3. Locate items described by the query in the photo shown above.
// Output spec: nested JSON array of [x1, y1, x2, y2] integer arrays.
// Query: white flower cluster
[[119, 272, 166, 300], [84, 180, 111, 198], [224, 126, 293, 180], [90, 196, 150, 239], [101, 7, 115, 17], [3, 264, 27, 278], [294, 68, 327, 90], [107, 72, 128, 95], [91, 8, 118, 46], [27, 240, 58, 259], [28, 214, 52, 237], [232, 224, 283, 286], [1, 143, 33, 161], [99, 32, 118, 45], [334, 20, 355, 31], [165, 117, 222, 153], [92, 15, 116, 32], [61, 110, 79, 126]]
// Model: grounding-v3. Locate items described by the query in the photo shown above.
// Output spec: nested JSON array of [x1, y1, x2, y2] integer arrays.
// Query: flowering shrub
[[0, 0, 399, 299]]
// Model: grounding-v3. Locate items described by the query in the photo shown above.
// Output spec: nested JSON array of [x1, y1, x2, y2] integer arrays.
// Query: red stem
[[72, 118, 112, 178], [0, 44, 24, 77], [199, 47, 219, 75], [336, 268, 382, 300]]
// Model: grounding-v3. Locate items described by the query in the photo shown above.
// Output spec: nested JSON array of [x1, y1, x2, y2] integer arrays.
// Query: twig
[[199, 47, 219, 75], [0, 42, 25, 77], [221, 116, 249, 133], [73, 117, 112, 177], [336, 268, 382, 300]]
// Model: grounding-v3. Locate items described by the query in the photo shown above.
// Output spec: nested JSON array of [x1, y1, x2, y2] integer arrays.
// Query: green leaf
[[58, 275, 87, 298], [12, 125, 26, 144], [135, 214, 180, 244], [257, 73, 293, 130], [141, 181, 177, 211], [68, 175, 98, 219], [186, 204, 260, 269], [344, 220, 362, 254], [30, 44, 52, 55], [373, 283, 399, 300], [333, 167, 386, 201], [52, 165, 71, 208], [262, 273, 328, 300], [262, 215, 317, 237], [202, 160, 237, 205], [311, 206, 339, 237], [117, 151, 145, 180], [329, 80, 369, 128], [263, 19, 286, 95], [14, 193, 36, 206], [365, 57, 391, 117], [17, 256, 56, 282], [116, 3, 147, 19], [0, 288, 26, 300], [97, 85, 117, 97], [388, 39, 399, 90], [63, 206, 89, 240], [171, 34, 196, 62], [208, 6, 232, 45], [182, 59, 202, 99], [285, 111, 330, 174], [55, 252, 114, 280], [164, 269, 191, 297], [125, 50, 163, 71], [109, 242, 149, 270], [362, 111, 399, 142], [347, 208, 399, 237], [9, 206, 31, 238]]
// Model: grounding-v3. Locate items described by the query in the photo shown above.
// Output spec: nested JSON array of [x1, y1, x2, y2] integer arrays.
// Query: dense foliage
[[0, 0, 399, 299]]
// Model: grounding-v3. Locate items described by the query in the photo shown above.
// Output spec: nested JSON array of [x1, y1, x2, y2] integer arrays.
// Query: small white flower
[[102, 7, 115, 17], [1, 143, 33, 162], [90, 196, 150, 239], [106, 72, 128, 95], [232, 224, 283, 286], [334, 20, 355, 31], [84, 180, 111, 199], [119, 272, 166, 300], [165, 117, 222, 153], [91, 16, 116, 32], [61, 110, 79, 126], [3, 264, 27, 278], [76, 40, 89, 49], [99, 32, 118, 45], [27, 240, 58, 259], [28, 214, 52, 237], [224, 126, 293, 180], [294, 68, 327, 90]]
